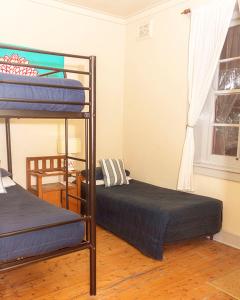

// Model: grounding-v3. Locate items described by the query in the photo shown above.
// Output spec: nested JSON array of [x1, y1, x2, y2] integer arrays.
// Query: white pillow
[[0, 172, 6, 194], [82, 177, 132, 186], [2, 176, 16, 188], [82, 179, 104, 185]]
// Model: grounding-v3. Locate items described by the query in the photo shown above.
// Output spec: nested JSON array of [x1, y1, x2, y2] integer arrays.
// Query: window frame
[[194, 17, 240, 181]]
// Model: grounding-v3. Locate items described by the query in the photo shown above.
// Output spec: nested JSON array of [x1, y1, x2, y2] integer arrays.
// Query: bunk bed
[[0, 44, 97, 296]]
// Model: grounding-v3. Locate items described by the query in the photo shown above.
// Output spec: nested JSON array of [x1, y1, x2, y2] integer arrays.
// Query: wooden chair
[[26, 155, 81, 213]]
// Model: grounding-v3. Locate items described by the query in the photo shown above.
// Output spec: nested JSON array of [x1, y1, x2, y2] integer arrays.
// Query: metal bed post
[[89, 56, 96, 296], [65, 118, 69, 210], [5, 118, 13, 176], [85, 118, 89, 240]]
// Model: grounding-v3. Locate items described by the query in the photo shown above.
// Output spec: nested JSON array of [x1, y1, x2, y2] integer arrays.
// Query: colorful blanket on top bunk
[[0, 73, 85, 112]]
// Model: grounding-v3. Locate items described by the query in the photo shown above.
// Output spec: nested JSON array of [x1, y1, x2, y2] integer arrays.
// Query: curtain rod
[[181, 8, 191, 15]]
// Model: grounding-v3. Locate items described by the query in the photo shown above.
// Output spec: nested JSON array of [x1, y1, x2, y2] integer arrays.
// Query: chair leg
[[90, 246, 96, 296], [209, 235, 214, 240]]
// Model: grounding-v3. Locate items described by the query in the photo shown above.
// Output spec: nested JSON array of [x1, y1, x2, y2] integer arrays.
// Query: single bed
[[0, 73, 85, 112], [0, 184, 85, 262], [82, 179, 222, 260]]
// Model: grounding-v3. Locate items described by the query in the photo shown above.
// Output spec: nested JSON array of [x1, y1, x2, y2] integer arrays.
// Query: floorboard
[[1, 227, 240, 299]]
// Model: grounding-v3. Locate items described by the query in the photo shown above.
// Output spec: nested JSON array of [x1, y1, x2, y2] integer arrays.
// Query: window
[[195, 20, 240, 180]]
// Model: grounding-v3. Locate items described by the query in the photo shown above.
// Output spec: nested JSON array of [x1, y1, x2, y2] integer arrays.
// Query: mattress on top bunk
[[0, 73, 85, 112], [82, 180, 222, 260], [0, 184, 84, 262]]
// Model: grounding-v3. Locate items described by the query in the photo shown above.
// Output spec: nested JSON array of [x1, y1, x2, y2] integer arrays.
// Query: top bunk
[[0, 44, 96, 119]]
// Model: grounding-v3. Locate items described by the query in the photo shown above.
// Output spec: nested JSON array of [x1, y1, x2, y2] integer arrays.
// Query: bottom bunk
[[82, 179, 222, 260], [0, 183, 85, 263]]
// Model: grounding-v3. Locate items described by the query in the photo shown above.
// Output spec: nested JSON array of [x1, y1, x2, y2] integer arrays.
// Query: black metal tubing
[[0, 241, 91, 272], [68, 193, 82, 201], [0, 217, 90, 238], [39, 70, 61, 77], [85, 118, 90, 241], [0, 97, 88, 106], [0, 79, 89, 90], [89, 56, 97, 296], [0, 110, 90, 119], [67, 193, 87, 204], [65, 118, 69, 210], [80, 198, 87, 204], [0, 44, 90, 60], [5, 118, 12, 176], [0, 61, 90, 76], [67, 155, 86, 162]]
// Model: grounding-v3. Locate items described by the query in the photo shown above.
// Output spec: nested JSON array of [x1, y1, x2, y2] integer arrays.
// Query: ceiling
[[57, 0, 168, 18]]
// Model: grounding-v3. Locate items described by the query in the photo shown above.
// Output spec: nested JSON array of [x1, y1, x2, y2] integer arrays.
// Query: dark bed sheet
[[0, 73, 85, 112], [0, 184, 84, 262], [82, 180, 222, 260]]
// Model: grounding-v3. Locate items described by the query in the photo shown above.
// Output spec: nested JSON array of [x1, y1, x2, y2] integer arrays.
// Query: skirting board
[[214, 231, 240, 250]]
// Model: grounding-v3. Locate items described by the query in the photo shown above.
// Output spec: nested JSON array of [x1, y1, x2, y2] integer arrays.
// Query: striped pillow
[[99, 159, 129, 187]]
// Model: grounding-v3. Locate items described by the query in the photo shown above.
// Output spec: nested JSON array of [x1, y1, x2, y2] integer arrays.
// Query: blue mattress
[[0, 184, 85, 262], [0, 73, 85, 112], [82, 180, 222, 260]]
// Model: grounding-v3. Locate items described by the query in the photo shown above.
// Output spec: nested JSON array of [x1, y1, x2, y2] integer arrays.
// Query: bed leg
[[90, 246, 96, 296]]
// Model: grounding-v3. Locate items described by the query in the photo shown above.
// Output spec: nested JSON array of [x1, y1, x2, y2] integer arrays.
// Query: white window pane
[[219, 25, 240, 90], [221, 25, 240, 59], [212, 126, 238, 156], [215, 95, 240, 124], [218, 67, 240, 90]]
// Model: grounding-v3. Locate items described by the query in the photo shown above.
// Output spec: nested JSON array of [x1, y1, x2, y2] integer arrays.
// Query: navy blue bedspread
[[0, 184, 84, 262], [0, 73, 85, 112], [82, 180, 222, 260]]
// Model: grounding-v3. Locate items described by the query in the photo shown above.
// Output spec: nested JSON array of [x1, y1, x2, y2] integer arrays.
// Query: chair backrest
[[26, 155, 67, 190], [26, 155, 66, 173]]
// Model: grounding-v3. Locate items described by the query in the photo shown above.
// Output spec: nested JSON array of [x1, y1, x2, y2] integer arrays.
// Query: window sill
[[194, 162, 240, 182]]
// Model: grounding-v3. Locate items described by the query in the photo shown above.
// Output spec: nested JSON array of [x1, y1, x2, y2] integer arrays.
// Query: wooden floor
[[1, 227, 240, 300]]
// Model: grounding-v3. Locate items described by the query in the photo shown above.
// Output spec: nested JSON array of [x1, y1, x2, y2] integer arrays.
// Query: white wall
[[124, 0, 240, 245], [124, 0, 190, 187], [0, 0, 125, 186]]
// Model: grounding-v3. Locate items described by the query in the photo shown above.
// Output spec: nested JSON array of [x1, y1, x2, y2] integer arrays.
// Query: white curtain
[[177, 0, 236, 191]]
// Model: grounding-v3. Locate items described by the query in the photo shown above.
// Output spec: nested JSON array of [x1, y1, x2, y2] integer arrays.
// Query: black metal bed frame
[[0, 44, 97, 295]]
